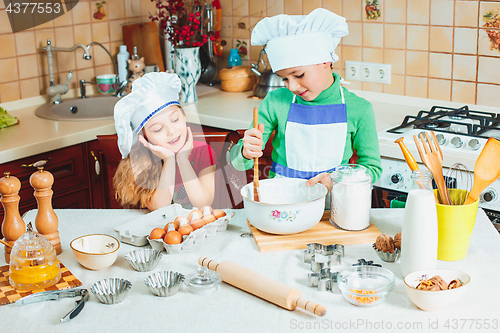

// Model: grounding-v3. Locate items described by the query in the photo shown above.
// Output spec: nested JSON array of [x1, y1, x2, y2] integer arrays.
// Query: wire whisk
[[445, 163, 473, 205]]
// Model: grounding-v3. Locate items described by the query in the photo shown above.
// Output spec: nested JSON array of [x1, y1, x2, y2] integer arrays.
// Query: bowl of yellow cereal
[[338, 266, 395, 307]]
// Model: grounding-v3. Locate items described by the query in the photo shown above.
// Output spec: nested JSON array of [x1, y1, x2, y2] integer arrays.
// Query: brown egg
[[163, 221, 176, 232], [202, 214, 216, 225], [150, 228, 166, 240], [213, 209, 226, 219], [190, 218, 204, 230], [187, 210, 202, 222], [164, 230, 182, 245], [178, 223, 194, 237], [201, 205, 213, 216], [173, 216, 184, 229]]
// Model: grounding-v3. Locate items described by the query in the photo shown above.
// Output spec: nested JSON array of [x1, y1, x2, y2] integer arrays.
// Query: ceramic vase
[[400, 189, 438, 278], [174, 47, 201, 103]]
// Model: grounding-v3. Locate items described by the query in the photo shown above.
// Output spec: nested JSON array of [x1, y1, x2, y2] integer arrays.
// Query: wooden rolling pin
[[198, 257, 326, 316]]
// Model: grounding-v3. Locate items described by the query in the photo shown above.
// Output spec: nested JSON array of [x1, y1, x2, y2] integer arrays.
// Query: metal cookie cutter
[[16, 288, 89, 322], [352, 259, 382, 267], [304, 243, 344, 272], [307, 268, 340, 294]]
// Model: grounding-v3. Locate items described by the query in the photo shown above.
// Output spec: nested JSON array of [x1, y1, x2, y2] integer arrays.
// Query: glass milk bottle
[[400, 170, 438, 277]]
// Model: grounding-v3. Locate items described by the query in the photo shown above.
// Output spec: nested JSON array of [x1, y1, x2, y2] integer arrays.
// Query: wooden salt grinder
[[0, 172, 26, 262], [30, 167, 62, 254]]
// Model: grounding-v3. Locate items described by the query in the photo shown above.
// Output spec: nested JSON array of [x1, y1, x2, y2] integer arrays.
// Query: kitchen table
[[1, 208, 499, 333]]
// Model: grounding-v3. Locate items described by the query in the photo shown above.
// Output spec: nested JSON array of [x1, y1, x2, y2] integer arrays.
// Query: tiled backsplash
[[1, 0, 499, 107]]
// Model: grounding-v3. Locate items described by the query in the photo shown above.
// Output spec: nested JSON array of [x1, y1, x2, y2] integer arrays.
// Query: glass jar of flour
[[329, 164, 372, 231]]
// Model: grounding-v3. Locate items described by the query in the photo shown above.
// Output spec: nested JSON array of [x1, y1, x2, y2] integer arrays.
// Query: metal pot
[[251, 47, 285, 98]]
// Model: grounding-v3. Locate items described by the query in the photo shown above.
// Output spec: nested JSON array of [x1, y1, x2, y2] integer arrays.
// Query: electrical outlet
[[345, 61, 360, 80], [344, 61, 391, 84]]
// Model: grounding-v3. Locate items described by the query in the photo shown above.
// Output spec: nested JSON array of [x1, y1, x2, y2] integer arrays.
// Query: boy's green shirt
[[230, 72, 382, 182]]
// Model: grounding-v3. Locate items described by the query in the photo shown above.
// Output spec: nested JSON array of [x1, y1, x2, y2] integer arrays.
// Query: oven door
[[372, 186, 408, 209]]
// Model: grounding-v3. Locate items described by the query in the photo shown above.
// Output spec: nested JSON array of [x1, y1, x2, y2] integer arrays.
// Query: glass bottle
[[410, 169, 433, 191], [228, 48, 242, 67]]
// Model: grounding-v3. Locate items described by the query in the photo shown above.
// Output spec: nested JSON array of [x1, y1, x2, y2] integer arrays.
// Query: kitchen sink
[[35, 96, 120, 121]]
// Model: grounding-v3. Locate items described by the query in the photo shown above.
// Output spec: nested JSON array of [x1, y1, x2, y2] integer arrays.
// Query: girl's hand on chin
[[139, 135, 175, 161], [177, 127, 193, 160]]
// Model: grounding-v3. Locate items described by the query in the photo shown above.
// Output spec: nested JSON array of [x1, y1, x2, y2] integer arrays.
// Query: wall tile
[[233, 17, 250, 39], [407, 25, 429, 50], [363, 48, 383, 63], [0, 58, 19, 83], [71, 0, 93, 24], [124, 0, 141, 17], [220, 0, 233, 16], [342, 22, 362, 46], [35, 29, 55, 52], [95, 64, 114, 76], [233, 0, 249, 16], [479, 1, 500, 29], [0, 34, 16, 59], [108, 0, 126, 20], [110, 41, 123, 58], [77, 68, 96, 82], [384, 0, 406, 23], [220, 16, 232, 38], [343, 0, 362, 22], [406, 50, 428, 76], [249, 0, 266, 16], [362, 82, 383, 92], [407, 0, 430, 25], [477, 83, 500, 107], [383, 74, 405, 95], [333, 45, 342, 69], [55, 26, 75, 47], [109, 20, 125, 42], [249, 17, 261, 34], [140, 0, 156, 18], [405, 76, 428, 98], [362, 23, 383, 48], [455, 1, 479, 28], [18, 54, 39, 79], [452, 81, 476, 104], [478, 56, 500, 84], [15, 32, 37, 56], [53, 11, 73, 27], [430, 0, 454, 26], [74, 24, 93, 45], [34, 12, 54, 30], [58, 71, 78, 89], [92, 22, 110, 43], [20, 78, 40, 99], [56, 52, 77, 73], [76, 47, 94, 69], [454, 28, 478, 55], [428, 78, 451, 101], [384, 49, 405, 74], [342, 46, 362, 62], [322, 0, 341, 15], [284, 0, 302, 15], [429, 52, 452, 79], [453, 54, 477, 81], [93, 43, 112, 66], [478, 28, 500, 57], [0, 11, 13, 34], [429, 26, 453, 52], [347, 80, 362, 90], [303, 0, 321, 14], [0, 82, 21, 102], [384, 24, 405, 49], [39, 75, 50, 94], [37, 53, 58, 78]]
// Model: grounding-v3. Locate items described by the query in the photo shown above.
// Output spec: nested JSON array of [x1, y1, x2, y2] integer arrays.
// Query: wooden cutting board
[[247, 211, 380, 252], [122, 22, 165, 72]]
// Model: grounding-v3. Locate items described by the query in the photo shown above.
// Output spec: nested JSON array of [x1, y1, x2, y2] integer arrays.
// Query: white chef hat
[[251, 8, 349, 72], [114, 72, 182, 159]]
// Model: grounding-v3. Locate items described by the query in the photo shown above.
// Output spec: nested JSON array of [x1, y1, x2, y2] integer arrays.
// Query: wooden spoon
[[253, 107, 260, 202], [464, 137, 500, 205], [0, 239, 13, 248]]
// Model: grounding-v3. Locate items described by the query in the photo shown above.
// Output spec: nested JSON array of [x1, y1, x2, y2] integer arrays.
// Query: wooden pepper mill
[[29, 167, 62, 255], [0, 172, 26, 262]]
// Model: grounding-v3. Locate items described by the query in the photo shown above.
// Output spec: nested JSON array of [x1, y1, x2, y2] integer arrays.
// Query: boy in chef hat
[[230, 8, 382, 190], [113, 72, 216, 210]]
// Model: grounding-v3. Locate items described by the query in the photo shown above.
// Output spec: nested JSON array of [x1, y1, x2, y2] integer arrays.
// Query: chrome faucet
[[43, 38, 91, 104]]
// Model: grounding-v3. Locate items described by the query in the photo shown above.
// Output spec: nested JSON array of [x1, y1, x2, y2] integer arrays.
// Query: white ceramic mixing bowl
[[70, 234, 120, 270], [241, 177, 328, 234]]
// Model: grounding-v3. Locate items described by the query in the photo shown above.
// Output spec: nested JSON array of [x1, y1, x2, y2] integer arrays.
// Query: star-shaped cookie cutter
[[307, 268, 340, 293], [304, 243, 344, 272]]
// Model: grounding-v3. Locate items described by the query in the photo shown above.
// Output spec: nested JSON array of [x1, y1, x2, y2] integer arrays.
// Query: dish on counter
[[70, 234, 120, 271], [241, 177, 328, 234], [404, 269, 470, 311], [372, 233, 401, 262]]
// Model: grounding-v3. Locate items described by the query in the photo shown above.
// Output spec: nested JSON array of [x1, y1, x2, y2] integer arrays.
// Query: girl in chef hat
[[113, 72, 216, 210], [230, 8, 382, 191]]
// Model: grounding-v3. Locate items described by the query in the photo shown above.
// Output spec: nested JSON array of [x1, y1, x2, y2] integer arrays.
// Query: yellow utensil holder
[[435, 189, 479, 261]]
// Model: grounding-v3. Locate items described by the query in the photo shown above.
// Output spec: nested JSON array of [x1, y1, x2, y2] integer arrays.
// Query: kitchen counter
[[2, 84, 500, 164], [1, 207, 499, 332]]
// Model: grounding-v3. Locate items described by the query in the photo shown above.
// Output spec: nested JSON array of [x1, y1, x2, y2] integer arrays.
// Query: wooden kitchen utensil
[[0, 172, 25, 262], [30, 167, 61, 255], [396, 137, 439, 203], [253, 107, 260, 202], [464, 137, 500, 205], [414, 131, 452, 205], [198, 257, 327, 316], [0, 239, 12, 248]]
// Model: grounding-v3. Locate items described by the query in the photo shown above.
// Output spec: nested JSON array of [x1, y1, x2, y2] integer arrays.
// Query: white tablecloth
[[2, 208, 499, 333]]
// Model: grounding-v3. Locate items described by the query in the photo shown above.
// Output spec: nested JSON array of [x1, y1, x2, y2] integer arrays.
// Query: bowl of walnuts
[[373, 233, 401, 262]]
